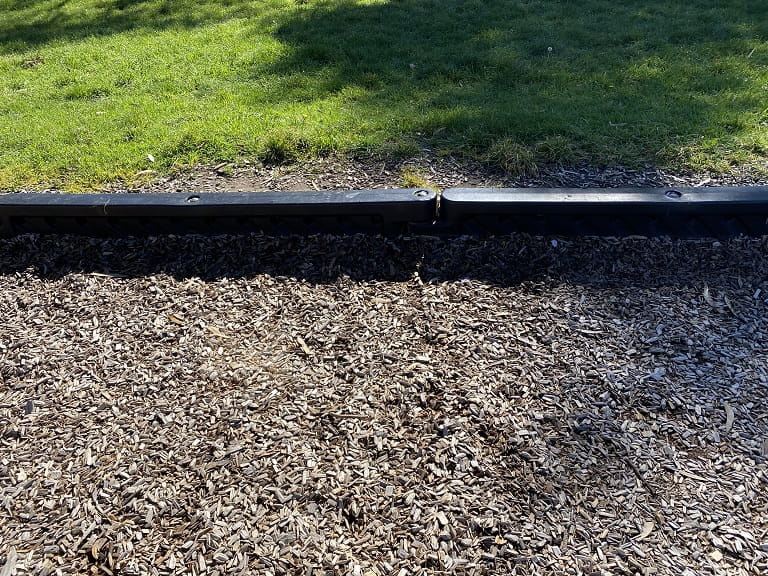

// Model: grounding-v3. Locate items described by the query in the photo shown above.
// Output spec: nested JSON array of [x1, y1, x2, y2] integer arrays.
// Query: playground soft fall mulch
[[1, 232, 767, 575]]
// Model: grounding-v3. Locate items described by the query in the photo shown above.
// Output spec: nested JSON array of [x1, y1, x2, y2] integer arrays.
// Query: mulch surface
[[1, 230, 767, 576]]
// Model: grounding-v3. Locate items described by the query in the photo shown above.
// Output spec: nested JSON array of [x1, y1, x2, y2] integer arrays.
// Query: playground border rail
[[1, 186, 768, 238]]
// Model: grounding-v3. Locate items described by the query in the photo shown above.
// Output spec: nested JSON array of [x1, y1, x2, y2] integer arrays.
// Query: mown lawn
[[1, 0, 768, 189]]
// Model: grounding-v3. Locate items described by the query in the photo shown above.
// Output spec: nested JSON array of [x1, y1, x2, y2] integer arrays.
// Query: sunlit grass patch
[[1, 0, 767, 189]]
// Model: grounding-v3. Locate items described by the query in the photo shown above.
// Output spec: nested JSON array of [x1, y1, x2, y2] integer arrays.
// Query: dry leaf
[[207, 325, 229, 338], [636, 521, 654, 541], [723, 403, 735, 433], [91, 538, 106, 561]]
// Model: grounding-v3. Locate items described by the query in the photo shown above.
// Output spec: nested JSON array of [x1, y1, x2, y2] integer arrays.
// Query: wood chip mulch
[[1, 233, 767, 576]]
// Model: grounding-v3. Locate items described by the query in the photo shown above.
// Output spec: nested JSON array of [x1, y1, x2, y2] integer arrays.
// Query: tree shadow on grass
[[1, 0, 768, 178], [0, 0, 263, 52], [259, 0, 768, 166]]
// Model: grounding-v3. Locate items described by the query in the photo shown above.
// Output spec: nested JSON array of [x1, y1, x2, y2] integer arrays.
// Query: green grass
[[1, 0, 768, 189]]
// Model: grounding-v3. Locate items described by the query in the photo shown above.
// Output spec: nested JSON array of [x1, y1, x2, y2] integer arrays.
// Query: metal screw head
[[413, 189, 430, 198], [186, 195, 200, 203], [665, 190, 682, 199]]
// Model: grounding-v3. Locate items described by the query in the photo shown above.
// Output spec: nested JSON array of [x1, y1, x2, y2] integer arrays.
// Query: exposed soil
[[101, 154, 768, 194]]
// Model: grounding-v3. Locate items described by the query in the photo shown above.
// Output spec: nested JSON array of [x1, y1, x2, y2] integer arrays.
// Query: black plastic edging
[[440, 186, 768, 238], [0, 189, 435, 237], [2, 186, 768, 238]]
